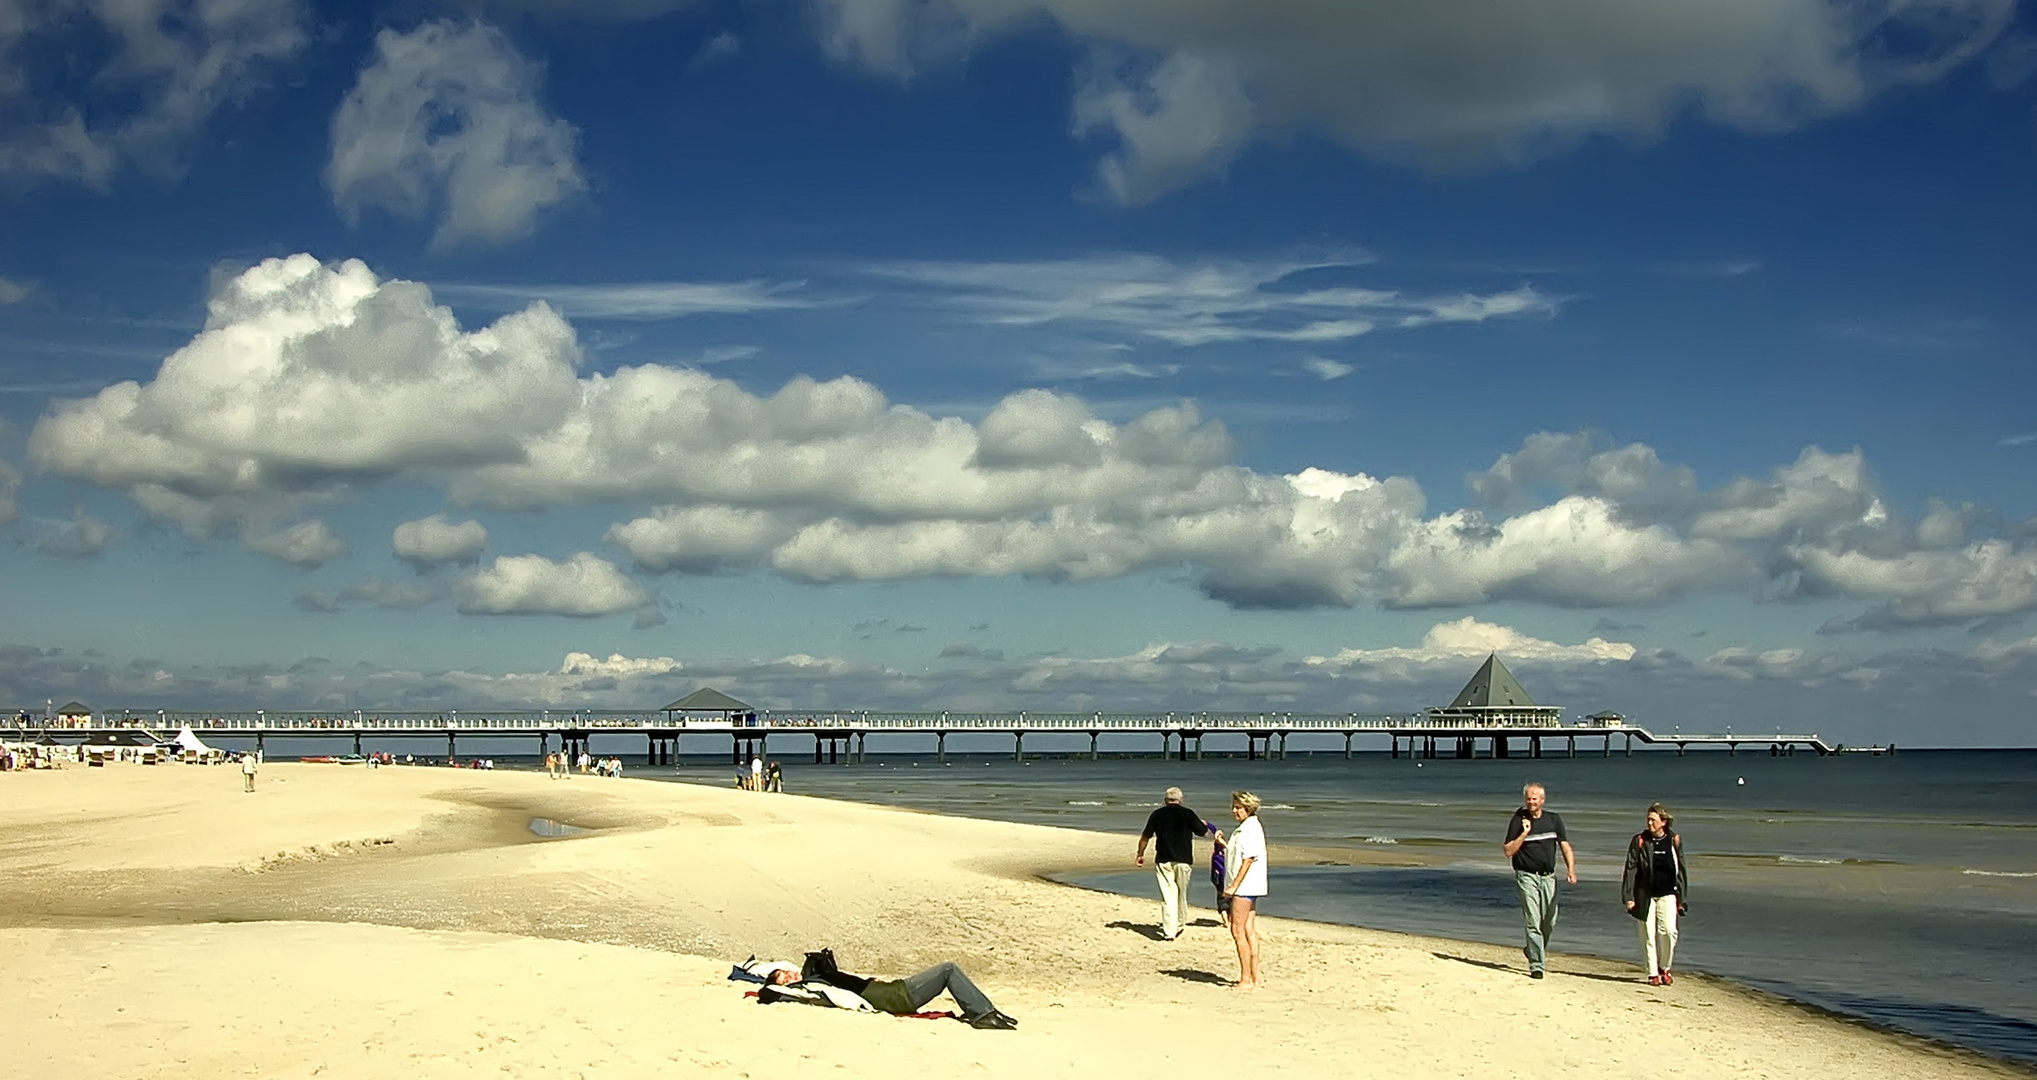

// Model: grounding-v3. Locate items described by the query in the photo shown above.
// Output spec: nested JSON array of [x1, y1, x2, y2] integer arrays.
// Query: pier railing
[[3, 708, 1837, 755]]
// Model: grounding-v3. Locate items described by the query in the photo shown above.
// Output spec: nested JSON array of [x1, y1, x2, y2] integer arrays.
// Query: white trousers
[[1640, 895, 1679, 973], [1154, 862, 1194, 938]]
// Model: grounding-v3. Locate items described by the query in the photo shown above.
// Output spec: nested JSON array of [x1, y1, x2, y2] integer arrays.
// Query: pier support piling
[[936, 732, 946, 765]]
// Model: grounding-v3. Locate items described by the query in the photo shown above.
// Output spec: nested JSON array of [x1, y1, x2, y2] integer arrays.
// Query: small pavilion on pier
[[657, 688, 760, 765]]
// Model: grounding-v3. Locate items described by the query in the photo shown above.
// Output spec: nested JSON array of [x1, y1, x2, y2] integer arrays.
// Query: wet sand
[[0, 763, 2025, 1080]]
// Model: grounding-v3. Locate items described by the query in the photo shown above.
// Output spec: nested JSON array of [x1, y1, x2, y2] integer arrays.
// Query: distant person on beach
[[1503, 782, 1576, 979], [766, 760, 782, 792], [1622, 802, 1687, 986], [766, 955, 1018, 1030], [750, 755, 763, 791], [1135, 786, 1217, 940], [241, 752, 257, 792], [578, 750, 591, 775], [1222, 790, 1267, 988]]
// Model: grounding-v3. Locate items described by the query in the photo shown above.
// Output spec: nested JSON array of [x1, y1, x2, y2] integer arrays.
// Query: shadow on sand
[[1160, 968, 1231, 985]]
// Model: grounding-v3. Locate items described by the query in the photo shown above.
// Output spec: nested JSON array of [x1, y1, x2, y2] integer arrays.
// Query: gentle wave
[[1361, 836, 1398, 845], [1065, 800, 1108, 806], [1963, 869, 2037, 878]]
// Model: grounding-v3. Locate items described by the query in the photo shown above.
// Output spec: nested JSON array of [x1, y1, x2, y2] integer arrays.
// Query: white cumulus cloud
[[28, 255, 2037, 628], [558, 652, 685, 678], [393, 514, 489, 569], [1306, 616, 1637, 674], [459, 552, 648, 616], [327, 20, 586, 248], [606, 506, 792, 572], [28, 253, 582, 518]]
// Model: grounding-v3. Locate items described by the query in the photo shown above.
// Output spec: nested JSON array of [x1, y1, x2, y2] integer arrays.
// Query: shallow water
[[526, 817, 585, 838]]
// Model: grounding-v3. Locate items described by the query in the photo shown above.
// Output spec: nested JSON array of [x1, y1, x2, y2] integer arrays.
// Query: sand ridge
[[0, 763, 2023, 1080]]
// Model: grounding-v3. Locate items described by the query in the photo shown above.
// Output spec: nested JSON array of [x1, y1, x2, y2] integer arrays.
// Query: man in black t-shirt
[[1136, 786, 1216, 940], [1501, 782, 1576, 979]]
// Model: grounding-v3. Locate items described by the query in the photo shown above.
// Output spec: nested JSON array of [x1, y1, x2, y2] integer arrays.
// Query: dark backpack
[[801, 948, 873, 993]]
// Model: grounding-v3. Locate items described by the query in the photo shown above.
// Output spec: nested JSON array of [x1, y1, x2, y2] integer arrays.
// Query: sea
[[629, 748, 2037, 1065]]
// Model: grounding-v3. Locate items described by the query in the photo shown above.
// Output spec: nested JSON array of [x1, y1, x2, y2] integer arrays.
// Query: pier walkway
[[5, 709, 1839, 763]]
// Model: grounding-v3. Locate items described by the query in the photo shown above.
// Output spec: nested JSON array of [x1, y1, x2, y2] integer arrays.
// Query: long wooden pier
[[4, 709, 1840, 762]]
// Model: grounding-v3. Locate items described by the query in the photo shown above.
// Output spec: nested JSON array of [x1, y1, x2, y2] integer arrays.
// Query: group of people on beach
[[544, 750, 624, 779], [1137, 781, 1686, 988], [739, 756, 783, 792]]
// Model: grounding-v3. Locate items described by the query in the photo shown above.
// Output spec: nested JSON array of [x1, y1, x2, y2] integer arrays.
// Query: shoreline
[[1, 763, 2030, 1080]]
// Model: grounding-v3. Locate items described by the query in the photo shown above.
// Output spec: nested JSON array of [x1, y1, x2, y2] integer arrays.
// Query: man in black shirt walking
[[1502, 782, 1576, 979], [1136, 786, 1217, 940]]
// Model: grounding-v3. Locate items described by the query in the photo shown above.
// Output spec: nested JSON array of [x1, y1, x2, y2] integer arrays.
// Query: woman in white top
[[1222, 790, 1267, 989]]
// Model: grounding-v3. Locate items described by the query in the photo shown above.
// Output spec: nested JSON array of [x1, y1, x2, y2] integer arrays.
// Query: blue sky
[[2, 0, 2035, 744]]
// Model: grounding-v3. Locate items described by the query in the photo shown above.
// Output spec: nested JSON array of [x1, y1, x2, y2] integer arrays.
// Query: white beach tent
[[173, 726, 221, 761]]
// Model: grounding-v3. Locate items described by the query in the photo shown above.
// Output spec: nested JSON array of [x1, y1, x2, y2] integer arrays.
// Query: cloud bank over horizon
[[2, 617, 2030, 747]]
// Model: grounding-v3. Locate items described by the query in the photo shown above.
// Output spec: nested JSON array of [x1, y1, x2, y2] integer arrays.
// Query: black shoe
[[968, 1010, 1019, 1030], [1530, 970, 1545, 979]]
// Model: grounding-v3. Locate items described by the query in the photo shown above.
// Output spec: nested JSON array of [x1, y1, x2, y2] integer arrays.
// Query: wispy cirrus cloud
[[860, 253, 1556, 347], [436, 279, 824, 319]]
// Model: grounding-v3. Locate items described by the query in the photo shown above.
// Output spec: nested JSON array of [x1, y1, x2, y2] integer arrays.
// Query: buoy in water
[[1737, 777, 1746, 785]]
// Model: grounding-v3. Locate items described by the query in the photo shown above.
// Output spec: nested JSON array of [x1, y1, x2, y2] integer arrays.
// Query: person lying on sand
[[767, 955, 1019, 1030]]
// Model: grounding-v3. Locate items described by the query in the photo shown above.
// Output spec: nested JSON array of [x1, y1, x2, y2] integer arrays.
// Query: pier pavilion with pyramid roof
[[1424, 654, 1564, 729]]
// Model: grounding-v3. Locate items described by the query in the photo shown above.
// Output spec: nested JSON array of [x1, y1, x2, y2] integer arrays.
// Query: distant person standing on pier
[[1622, 802, 1687, 986], [241, 752, 257, 793], [1135, 786, 1216, 940], [1503, 782, 1576, 979], [1222, 790, 1267, 988]]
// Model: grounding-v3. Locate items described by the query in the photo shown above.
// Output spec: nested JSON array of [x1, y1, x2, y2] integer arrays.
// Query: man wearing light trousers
[[1502, 782, 1576, 978], [1136, 787, 1217, 940]]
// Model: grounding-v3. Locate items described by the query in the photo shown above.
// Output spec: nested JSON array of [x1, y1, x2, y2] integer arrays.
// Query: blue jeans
[[1515, 870, 1559, 972], [901, 962, 996, 1016]]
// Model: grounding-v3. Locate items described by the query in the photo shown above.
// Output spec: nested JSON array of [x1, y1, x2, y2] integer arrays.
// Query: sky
[[1, 0, 2035, 745]]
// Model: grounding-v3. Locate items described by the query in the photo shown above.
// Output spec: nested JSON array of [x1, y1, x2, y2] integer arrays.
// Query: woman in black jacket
[[1621, 802, 1688, 986]]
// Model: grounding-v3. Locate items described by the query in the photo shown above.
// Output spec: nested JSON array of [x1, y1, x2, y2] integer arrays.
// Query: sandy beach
[[0, 762, 2023, 1080]]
